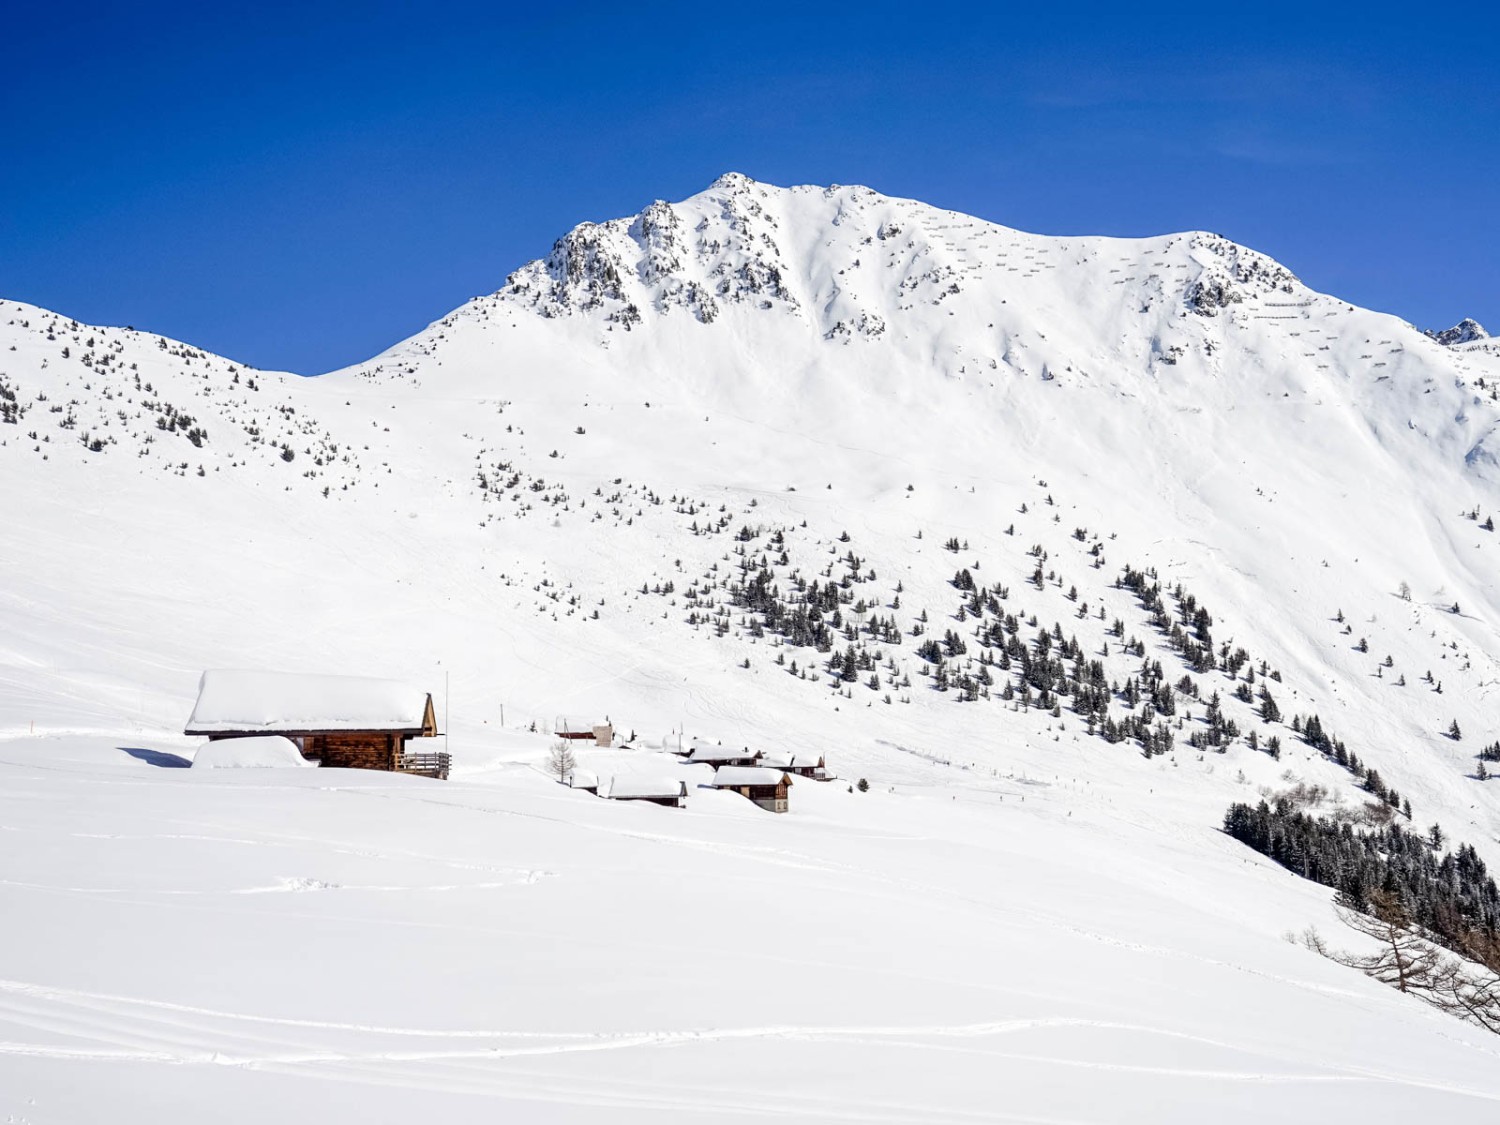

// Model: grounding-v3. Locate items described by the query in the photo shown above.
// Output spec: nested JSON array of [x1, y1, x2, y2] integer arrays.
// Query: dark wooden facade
[[736, 778, 790, 813], [615, 792, 685, 808], [787, 754, 828, 779], [715, 772, 792, 813], [687, 750, 761, 768]]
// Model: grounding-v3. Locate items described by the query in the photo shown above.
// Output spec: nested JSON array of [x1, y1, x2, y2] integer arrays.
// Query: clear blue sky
[[3, 1, 1495, 374]]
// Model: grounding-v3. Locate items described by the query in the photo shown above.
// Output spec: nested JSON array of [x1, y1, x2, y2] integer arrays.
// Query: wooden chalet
[[185, 670, 449, 779], [599, 775, 687, 808], [556, 717, 614, 747], [711, 765, 793, 813], [757, 749, 829, 778], [684, 740, 761, 768], [787, 751, 829, 780], [758, 748, 794, 770]]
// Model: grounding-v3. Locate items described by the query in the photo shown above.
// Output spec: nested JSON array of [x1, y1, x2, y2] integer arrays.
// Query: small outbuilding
[[556, 717, 614, 747], [711, 765, 793, 813], [185, 670, 447, 778], [599, 775, 687, 808], [568, 769, 600, 795]]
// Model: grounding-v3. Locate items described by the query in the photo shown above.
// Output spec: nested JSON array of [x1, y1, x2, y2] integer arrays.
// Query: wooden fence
[[396, 750, 452, 780]]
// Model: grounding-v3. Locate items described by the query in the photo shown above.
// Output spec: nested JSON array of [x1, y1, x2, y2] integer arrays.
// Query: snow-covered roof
[[556, 716, 609, 731], [757, 749, 795, 768], [569, 769, 599, 790], [185, 670, 431, 734], [790, 751, 825, 768], [600, 775, 686, 800], [191, 735, 316, 769], [711, 766, 792, 788], [686, 742, 759, 763]]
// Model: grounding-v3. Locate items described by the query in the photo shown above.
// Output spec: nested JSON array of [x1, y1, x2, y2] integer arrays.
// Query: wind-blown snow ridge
[[494, 173, 1302, 352]]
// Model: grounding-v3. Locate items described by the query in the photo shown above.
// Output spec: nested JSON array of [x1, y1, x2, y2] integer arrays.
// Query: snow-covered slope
[[5, 174, 1500, 1120]]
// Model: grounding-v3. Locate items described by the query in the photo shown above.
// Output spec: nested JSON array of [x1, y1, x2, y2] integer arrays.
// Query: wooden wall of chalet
[[303, 731, 399, 770], [207, 731, 400, 771], [616, 794, 684, 808], [726, 779, 790, 812]]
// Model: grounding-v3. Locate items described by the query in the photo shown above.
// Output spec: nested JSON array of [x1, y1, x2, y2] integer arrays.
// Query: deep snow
[[4, 174, 1500, 1120]]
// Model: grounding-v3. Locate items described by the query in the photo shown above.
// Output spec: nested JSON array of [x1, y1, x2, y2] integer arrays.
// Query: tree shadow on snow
[[118, 746, 192, 768]]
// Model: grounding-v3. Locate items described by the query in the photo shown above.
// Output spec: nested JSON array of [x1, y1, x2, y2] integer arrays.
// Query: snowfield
[[4, 174, 1500, 1120], [6, 734, 1500, 1123]]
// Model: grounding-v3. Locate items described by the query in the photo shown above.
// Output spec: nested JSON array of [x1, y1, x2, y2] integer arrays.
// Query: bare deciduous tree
[[1430, 957, 1500, 1034], [1304, 890, 1500, 1034], [548, 738, 576, 784], [1331, 891, 1442, 993]]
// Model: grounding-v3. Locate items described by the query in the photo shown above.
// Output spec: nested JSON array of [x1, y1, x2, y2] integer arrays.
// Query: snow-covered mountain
[[6, 175, 1500, 1121], [1431, 318, 1490, 347]]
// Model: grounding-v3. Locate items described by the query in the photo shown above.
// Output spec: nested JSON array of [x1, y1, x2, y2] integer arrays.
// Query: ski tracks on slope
[[3, 975, 1490, 1106]]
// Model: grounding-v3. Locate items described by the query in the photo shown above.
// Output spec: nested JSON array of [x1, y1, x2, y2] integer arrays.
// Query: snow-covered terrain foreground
[[5, 173, 1500, 1119], [5, 733, 1500, 1123]]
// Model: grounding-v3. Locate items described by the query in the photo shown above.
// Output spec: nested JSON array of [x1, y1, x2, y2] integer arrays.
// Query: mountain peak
[[708, 171, 756, 192], [490, 174, 1315, 378], [1429, 318, 1489, 346]]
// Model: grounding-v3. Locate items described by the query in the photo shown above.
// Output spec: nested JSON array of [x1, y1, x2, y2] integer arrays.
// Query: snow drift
[[191, 734, 315, 768]]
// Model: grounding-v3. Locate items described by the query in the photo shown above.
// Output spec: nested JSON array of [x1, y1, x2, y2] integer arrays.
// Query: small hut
[[684, 740, 760, 768], [185, 670, 447, 778], [568, 769, 600, 795], [757, 749, 829, 780], [788, 751, 829, 780], [556, 717, 614, 747], [711, 765, 793, 813], [599, 775, 687, 808]]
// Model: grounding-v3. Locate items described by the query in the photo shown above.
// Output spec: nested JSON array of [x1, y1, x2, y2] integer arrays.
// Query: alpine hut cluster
[[674, 739, 833, 812], [183, 671, 834, 812], [185, 670, 449, 779]]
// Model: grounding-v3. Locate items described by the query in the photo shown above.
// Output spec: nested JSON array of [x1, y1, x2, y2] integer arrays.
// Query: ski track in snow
[[1, 974, 1493, 1106]]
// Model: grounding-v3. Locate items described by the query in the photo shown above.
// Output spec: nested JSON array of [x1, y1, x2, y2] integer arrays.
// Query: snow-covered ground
[[4, 174, 1500, 1119], [5, 733, 1500, 1122]]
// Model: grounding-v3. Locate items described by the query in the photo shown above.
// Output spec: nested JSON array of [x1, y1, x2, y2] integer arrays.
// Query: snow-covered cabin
[[788, 751, 829, 780], [683, 740, 760, 768], [555, 716, 614, 747], [568, 769, 600, 794], [752, 749, 829, 779], [184, 670, 445, 777], [711, 766, 793, 813], [598, 775, 687, 808]]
